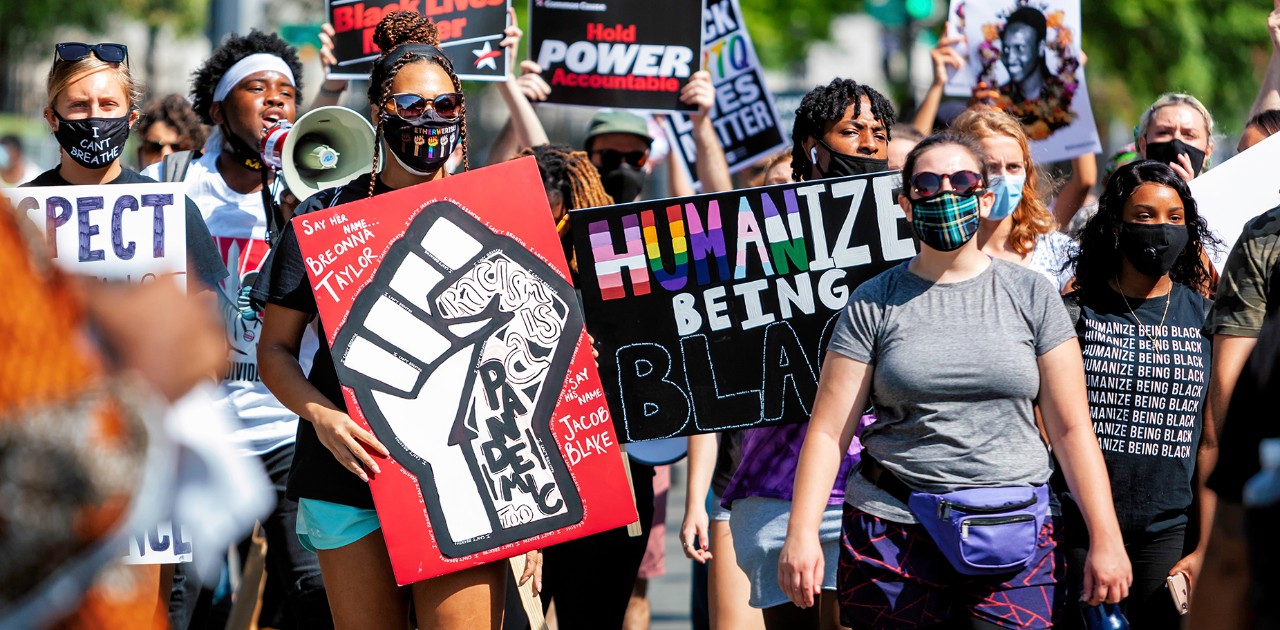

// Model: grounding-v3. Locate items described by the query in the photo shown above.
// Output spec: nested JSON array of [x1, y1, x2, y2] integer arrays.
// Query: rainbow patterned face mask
[[382, 115, 459, 176]]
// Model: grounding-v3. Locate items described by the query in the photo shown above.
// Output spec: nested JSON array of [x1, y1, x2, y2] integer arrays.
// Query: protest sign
[[943, 0, 1101, 163], [121, 521, 194, 565], [1191, 132, 1280, 272], [327, 0, 511, 82], [5, 183, 188, 290], [659, 0, 785, 190], [529, 0, 703, 112], [571, 171, 916, 442], [292, 157, 637, 584]]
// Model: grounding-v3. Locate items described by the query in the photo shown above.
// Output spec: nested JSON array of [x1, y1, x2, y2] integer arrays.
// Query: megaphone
[[261, 106, 375, 203]]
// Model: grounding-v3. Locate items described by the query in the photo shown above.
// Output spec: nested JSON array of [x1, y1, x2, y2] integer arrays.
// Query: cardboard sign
[[121, 521, 194, 565], [5, 183, 188, 290], [293, 157, 637, 584], [943, 0, 1101, 163], [1191, 132, 1280, 271], [529, 0, 704, 112], [570, 172, 915, 442], [659, 0, 785, 189], [327, 0, 511, 82]]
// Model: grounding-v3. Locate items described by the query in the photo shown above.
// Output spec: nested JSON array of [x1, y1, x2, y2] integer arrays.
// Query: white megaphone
[[261, 106, 375, 203]]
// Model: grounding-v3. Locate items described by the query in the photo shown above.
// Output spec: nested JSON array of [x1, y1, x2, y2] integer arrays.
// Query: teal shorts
[[296, 498, 381, 552]]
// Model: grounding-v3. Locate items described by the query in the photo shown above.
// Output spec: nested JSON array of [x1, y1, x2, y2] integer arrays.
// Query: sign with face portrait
[[327, 0, 511, 82], [292, 157, 637, 584], [943, 0, 1101, 163]]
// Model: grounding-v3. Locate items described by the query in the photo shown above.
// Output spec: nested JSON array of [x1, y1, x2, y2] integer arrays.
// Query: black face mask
[[382, 116, 459, 177], [54, 113, 130, 169], [1118, 222, 1189, 277], [1144, 139, 1207, 177], [600, 162, 645, 204], [221, 123, 265, 171], [813, 139, 889, 179]]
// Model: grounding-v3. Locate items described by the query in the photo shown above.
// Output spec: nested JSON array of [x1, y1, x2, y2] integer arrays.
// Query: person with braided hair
[[515, 143, 612, 275], [254, 11, 537, 630]]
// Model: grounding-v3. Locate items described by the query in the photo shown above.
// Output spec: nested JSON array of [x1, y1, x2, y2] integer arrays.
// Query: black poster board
[[328, 0, 510, 82]]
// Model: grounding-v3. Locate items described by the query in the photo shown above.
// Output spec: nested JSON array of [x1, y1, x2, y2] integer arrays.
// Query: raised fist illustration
[[331, 201, 584, 558]]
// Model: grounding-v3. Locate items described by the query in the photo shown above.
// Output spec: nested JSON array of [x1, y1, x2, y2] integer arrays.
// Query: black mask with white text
[[54, 113, 130, 169]]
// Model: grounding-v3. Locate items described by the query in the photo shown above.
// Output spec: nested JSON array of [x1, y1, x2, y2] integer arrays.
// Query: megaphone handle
[[262, 168, 284, 247]]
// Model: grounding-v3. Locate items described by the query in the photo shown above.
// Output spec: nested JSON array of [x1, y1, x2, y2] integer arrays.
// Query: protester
[[138, 31, 333, 629], [1135, 93, 1215, 182], [887, 125, 923, 171], [779, 133, 1132, 629], [1060, 160, 1219, 628], [134, 93, 208, 169], [718, 78, 894, 630], [753, 148, 796, 187], [0, 135, 40, 185], [1238, 108, 1280, 151], [255, 12, 538, 629], [951, 108, 1076, 290]]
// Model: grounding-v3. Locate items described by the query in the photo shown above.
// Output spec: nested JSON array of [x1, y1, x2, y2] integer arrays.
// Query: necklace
[[1114, 278, 1172, 354]]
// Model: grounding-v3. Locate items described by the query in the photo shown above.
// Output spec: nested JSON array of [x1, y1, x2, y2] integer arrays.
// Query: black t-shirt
[[710, 430, 744, 497], [23, 166, 227, 292], [1066, 283, 1211, 536], [251, 173, 392, 509], [1208, 313, 1280, 501]]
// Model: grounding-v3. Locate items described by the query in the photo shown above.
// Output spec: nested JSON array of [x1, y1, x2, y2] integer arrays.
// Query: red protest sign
[[292, 158, 637, 584], [327, 0, 510, 82]]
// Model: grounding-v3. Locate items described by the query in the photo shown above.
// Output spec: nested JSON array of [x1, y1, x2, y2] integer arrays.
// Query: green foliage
[[737, 0, 866, 72], [1081, 0, 1272, 137], [0, 1, 125, 57]]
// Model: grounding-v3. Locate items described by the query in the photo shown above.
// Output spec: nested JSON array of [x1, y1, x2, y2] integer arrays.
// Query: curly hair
[[1069, 160, 1222, 297], [950, 108, 1055, 255], [366, 11, 469, 197], [790, 78, 896, 182], [189, 30, 304, 126], [136, 94, 208, 152]]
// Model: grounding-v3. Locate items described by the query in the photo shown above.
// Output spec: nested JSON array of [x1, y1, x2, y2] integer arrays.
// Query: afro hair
[[189, 30, 304, 126]]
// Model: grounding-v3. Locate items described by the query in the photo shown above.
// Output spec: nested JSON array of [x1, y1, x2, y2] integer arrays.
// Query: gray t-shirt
[[830, 258, 1076, 523]]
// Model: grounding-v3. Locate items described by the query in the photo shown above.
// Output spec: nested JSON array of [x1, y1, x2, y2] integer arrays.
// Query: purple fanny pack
[[906, 485, 1049, 576]]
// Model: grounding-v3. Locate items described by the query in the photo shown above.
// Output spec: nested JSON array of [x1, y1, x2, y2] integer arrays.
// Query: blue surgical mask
[[986, 173, 1025, 221]]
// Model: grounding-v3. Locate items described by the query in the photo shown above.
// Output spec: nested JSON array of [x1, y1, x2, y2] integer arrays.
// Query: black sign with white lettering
[[570, 171, 916, 442], [529, 0, 703, 111], [661, 0, 785, 189], [328, 0, 510, 82]]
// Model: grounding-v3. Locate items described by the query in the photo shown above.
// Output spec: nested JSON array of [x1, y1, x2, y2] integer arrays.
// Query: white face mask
[[986, 173, 1026, 221]]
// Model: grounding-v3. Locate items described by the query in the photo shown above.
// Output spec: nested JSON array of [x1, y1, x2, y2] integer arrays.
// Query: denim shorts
[[730, 497, 842, 608], [296, 498, 381, 552]]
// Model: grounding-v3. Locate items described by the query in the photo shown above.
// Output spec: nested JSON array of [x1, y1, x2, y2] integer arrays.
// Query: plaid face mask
[[910, 192, 982, 252]]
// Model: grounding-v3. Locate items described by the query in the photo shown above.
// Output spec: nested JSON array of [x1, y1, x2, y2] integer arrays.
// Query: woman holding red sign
[[256, 11, 539, 630]]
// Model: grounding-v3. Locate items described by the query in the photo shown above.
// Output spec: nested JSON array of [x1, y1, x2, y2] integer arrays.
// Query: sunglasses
[[909, 170, 984, 198], [141, 140, 180, 154], [54, 42, 129, 65], [590, 149, 648, 170], [383, 92, 464, 124]]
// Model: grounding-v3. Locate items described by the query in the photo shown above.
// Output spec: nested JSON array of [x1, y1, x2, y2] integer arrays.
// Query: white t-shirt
[[145, 150, 318, 456]]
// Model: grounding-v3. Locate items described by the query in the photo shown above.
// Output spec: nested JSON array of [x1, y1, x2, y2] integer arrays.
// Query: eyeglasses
[[590, 149, 648, 170], [383, 92, 464, 124], [54, 42, 129, 65], [909, 170, 984, 198]]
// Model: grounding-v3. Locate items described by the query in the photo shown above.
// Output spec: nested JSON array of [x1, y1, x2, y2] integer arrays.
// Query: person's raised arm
[[679, 70, 733, 193], [1037, 338, 1132, 605], [258, 303, 389, 481], [680, 432, 717, 563], [778, 352, 872, 609], [312, 23, 349, 109], [491, 10, 551, 164], [1250, 0, 1280, 118], [1052, 152, 1098, 229], [913, 26, 966, 135]]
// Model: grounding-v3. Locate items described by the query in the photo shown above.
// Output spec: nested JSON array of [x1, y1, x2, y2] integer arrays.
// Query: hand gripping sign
[[294, 157, 636, 583]]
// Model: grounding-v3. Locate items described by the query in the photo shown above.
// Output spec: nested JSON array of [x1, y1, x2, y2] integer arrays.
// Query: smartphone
[[1167, 572, 1190, 616]]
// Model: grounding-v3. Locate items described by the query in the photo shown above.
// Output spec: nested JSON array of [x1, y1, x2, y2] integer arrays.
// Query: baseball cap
[[585, 111, 654, 147]]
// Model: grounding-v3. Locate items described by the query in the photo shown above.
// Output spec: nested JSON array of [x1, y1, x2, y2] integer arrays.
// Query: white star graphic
[[472, 41, 499, 71]]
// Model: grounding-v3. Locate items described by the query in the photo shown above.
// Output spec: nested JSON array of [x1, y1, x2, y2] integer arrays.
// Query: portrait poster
[[570, 171, 916, 443], [658, 0, 786, 190], [5, 183, 188, 290], [529, 0, 704, 112], [327, 0, 511, 82], [292, 157, 637, 584], [944, 0, 1101, 163], [1191, 132, 1280, 271]]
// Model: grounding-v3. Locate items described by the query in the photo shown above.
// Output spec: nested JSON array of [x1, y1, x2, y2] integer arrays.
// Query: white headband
[[212, 53, 295, 102]]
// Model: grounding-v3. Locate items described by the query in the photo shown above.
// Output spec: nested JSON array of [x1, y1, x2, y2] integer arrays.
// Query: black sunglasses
[[54, 42, 129, 65], [910, 170, 985, 198], [590, 148, 648, 170], [383, 92, 463, 124], [141, 140, 181, 154]]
